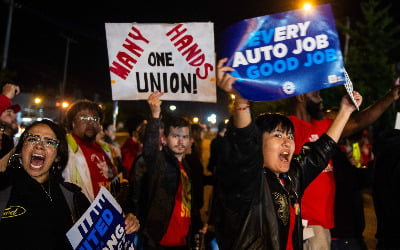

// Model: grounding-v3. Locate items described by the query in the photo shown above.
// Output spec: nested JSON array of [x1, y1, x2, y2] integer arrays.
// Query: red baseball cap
[[8, 104, 21, 113]]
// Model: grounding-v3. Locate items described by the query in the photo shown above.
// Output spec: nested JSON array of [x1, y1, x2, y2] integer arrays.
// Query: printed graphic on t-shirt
[[180, 166, 191, 218], [2, 205, 26, 218], [308, 134, 319, 142], [272, 192, 289, 226], [90, 154, 114, 179]]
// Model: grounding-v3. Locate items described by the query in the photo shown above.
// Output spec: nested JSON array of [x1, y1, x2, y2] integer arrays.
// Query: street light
[[207, 113, 217, 124], [33, 96, 43, 118], [169, 105, 177, 111], [61, 101, 69, 109], [34, 97, 42, 105], [56, 100, 70, 122]]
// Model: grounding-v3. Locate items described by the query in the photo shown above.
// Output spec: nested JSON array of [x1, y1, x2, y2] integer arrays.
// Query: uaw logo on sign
[[218, 4, 345, 101]]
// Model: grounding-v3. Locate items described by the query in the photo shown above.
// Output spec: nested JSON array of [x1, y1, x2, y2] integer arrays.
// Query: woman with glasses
[[62, 99, 121, 203], [0, 119, 139, 249], [0, 119, 90, 249]]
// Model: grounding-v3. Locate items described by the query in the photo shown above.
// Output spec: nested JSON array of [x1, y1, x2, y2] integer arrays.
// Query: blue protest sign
[[67, 187, 135, 250], [218, 4, 345, 101]]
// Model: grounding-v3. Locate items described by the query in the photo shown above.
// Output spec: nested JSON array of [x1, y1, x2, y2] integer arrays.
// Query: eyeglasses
[[24, 133, 60, 148], [78, 115, 100, 122]]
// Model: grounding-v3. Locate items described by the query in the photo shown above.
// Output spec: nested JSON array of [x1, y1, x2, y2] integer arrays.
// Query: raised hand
[[2, 83, 20, 99], [341, 91, 363, 113], [147, 91, 164, 118], [216, 58, 238, 95]]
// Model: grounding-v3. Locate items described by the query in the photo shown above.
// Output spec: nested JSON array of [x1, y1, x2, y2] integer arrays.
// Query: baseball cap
[[8, 104, 21, 113]]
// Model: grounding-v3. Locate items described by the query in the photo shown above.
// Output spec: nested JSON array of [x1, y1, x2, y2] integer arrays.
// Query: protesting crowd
[[0, 58, 399, 250]]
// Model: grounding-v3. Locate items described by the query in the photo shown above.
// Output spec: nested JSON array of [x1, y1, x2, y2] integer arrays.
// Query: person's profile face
[[104, 124, 116, 140]]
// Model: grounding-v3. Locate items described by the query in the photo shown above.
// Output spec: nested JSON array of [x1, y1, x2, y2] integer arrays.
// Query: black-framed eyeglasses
[[78, 115, 100, 122], [23, 133, 60, 148]]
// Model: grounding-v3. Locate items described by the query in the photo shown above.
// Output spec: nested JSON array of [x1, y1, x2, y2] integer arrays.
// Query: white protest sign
[[105, 22, 216, 102]]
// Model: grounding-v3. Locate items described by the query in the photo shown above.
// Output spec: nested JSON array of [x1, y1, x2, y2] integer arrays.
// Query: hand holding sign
[[344, 70, 359, 110], [67, 187, 136, 249], [216, 58, 239, 96]]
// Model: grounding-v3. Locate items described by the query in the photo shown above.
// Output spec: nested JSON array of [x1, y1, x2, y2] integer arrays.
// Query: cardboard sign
[[218, 4, 345, 101], [105, 22, 216, 103]]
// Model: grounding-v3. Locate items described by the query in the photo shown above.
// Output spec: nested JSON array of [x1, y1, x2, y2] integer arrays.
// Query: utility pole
[[2, 0, 14, 70], [59, 34, 76, 98]]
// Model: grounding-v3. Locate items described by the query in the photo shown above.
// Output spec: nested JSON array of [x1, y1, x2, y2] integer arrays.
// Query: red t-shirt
[[121, 137, 142, 175], [286, 204, 297, 250], [73, 135, 115, 197], [288, 116, 335, 229], [159, 161, 191, 246]]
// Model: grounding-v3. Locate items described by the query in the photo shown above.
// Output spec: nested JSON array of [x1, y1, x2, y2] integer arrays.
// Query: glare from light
[[192, 117, 199, 123], [61, 101, 69, 109], [22, 117, 33, 123], [224, 119, 229, 124], [207, 113, 217, 124], [169, 105, 177, 111], [302, 2, 312, 11], [34, 97, 42, 104]]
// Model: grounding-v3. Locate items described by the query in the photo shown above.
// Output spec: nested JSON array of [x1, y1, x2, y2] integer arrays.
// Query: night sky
[[0, 0, 398, 122]]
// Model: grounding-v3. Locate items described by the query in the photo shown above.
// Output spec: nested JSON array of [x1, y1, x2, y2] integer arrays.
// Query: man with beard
[[137, 91, 206, 249], [288, 86, 400, 250], [62, 99, 119, 202]]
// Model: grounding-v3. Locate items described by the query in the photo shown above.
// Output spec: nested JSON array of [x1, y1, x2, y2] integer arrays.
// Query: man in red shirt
[[137, 91, 206, 250], [62, 100, 127, 204], [288, 86, 400, 249]]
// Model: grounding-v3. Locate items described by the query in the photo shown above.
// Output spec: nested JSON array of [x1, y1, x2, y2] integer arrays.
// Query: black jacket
[[214, 120, 338, 250], [0, 168, 90, 224], [141, 117, 203, 247], [0, 167, 90, 249], [372, 129, 400, 249]]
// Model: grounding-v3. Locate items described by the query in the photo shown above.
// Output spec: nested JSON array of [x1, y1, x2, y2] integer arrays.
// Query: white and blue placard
[[67, 187, 135, 250], [218, 4, 345, 101]]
